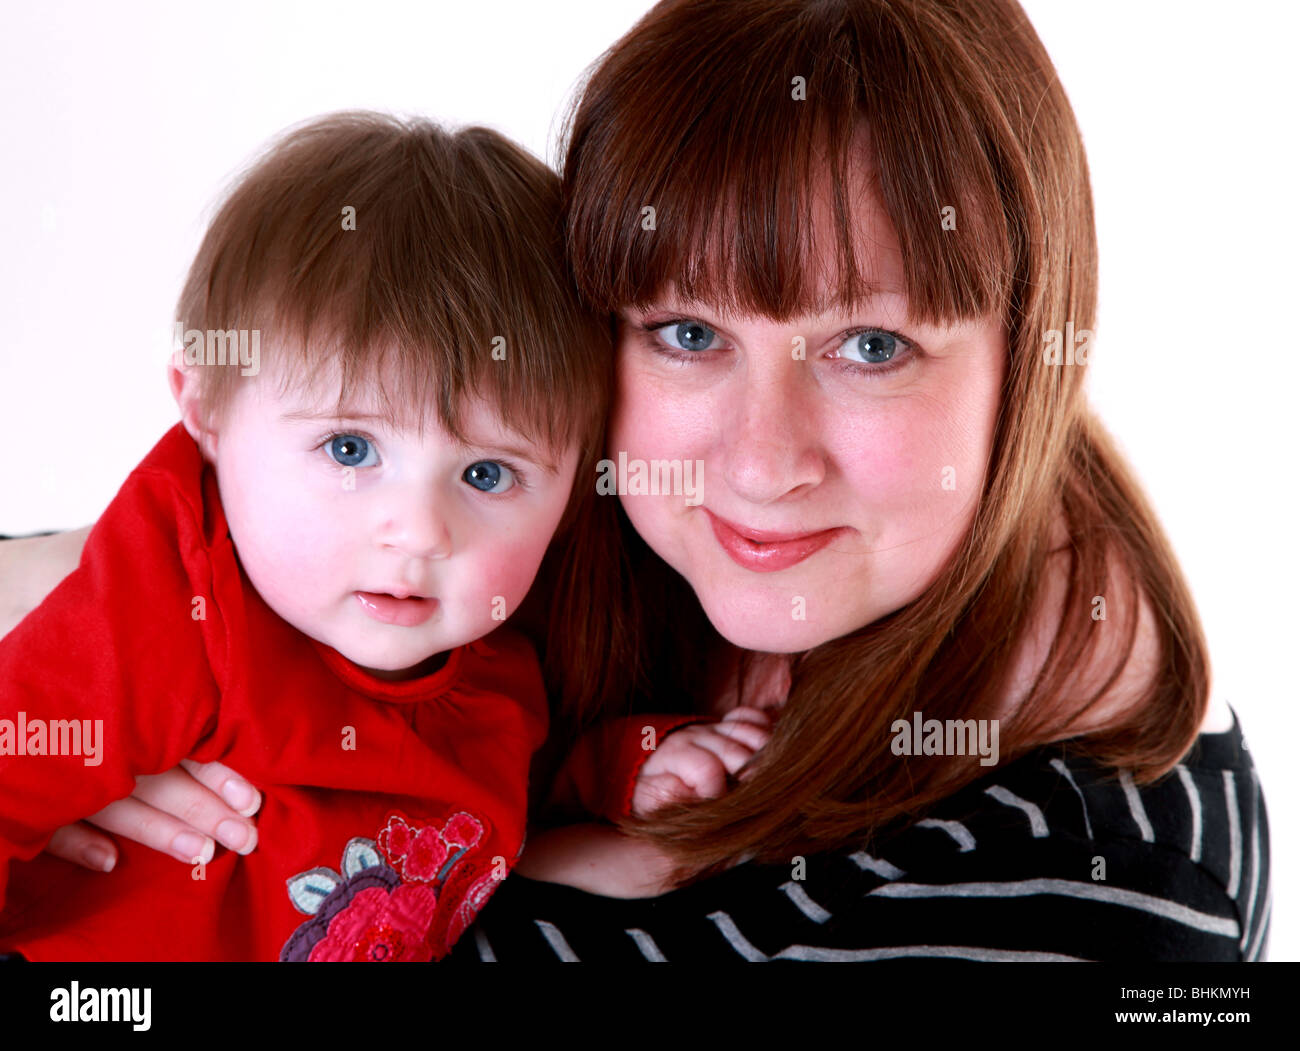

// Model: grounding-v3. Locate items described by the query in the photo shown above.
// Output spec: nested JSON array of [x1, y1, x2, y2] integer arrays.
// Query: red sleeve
[[0, 436, 225, 906], [545, 712, 716, 822]]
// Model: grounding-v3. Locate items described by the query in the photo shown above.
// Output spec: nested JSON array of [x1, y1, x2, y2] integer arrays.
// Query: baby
[[0, 112, 624, 961]]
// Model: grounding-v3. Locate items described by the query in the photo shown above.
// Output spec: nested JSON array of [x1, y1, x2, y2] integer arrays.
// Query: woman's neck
[[704, 640, 794, 718]]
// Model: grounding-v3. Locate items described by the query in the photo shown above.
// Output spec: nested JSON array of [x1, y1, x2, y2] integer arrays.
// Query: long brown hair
[[559, 0, 1210, 880]]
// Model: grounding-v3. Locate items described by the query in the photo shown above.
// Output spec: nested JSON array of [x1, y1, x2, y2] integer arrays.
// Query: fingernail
[[216, 819, 249, 853], [221, 779, 258, 814], [85, 846, 115, 872], [173, 832, 212, 864]]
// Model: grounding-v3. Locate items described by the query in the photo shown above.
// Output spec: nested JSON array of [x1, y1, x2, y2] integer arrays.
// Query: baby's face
[[205, 359, 578, 679]]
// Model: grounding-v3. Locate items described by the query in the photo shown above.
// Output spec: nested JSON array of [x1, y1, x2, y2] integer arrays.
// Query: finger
[[683, 730, 765, 778], [633, 772, 695, 816], [721, 706, 773, 728], [82, 796, 218, 865], [709, 719, 772, 753], [178, 759, 262, 817], [43, 823, 119, 873], [664, 743, 730, 799], [129, 768, 259, 855]]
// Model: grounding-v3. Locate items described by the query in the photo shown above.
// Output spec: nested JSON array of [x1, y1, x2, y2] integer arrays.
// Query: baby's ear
[[168, 352, 218, 460]]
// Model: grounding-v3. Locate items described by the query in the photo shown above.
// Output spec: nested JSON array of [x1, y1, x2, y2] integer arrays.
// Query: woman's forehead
[[624, 181, 911, 324], [626, 279, 911, 326], [805, 133, 906, 290], [654, 146, 910, 320]]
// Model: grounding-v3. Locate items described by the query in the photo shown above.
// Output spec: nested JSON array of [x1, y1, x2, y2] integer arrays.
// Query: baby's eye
[[328, 434, 377, 468], [657, 320, 718, 353], [463, 460, 516, 494], [837, 330, 901, 365]]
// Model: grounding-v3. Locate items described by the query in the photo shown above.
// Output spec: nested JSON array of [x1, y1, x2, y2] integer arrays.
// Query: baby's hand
[[631, 707, 773, 817]]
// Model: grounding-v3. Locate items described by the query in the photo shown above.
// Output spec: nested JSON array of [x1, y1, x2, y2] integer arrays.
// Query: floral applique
[[279, 810, 500, 962]]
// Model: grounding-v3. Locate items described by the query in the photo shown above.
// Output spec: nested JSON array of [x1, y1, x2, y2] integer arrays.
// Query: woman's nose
[[718, 362, 827, 505]]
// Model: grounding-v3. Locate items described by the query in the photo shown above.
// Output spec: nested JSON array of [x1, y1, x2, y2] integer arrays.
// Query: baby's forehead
[[266, 365, 553, 456], [219, 331, 576, 468]]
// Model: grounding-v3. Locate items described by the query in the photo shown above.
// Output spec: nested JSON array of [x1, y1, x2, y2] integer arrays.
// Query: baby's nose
[[378, 500, 452, 559]]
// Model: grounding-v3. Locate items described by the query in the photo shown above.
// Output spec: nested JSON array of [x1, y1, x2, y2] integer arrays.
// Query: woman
[[2, 0, 1268, 961]]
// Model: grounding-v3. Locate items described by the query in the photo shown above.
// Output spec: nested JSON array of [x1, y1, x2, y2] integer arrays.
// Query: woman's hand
[[513, 822, 680, 899], [42, 760, 261, 872]]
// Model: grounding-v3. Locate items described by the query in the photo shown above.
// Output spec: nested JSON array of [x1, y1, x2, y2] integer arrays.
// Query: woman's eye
[[838, 330, 901, 366], [658, 321, 718, 353], [463, 460, 516, 494], [328, 434, 377, 468]]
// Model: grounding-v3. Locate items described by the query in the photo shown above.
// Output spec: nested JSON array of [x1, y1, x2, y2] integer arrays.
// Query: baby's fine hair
[[175, 110, 609, 467]]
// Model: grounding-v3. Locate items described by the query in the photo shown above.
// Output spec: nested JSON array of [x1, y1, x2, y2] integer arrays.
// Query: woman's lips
[[704, 509, 848, 573], [355, 591, 439, 627]]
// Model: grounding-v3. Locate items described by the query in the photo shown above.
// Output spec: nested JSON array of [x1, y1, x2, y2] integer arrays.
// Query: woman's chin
[[699, 594, 856, 654]]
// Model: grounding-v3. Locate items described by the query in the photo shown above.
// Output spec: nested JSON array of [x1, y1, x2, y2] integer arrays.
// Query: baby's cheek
[[467, 536, 551, 622], [224, 486, 351, 621]]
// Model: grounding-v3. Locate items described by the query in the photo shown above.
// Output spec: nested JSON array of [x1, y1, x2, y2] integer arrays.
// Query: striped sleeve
[[448, 710, 1269, 963]]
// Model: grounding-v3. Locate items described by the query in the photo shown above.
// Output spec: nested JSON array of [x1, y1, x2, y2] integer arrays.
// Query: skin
[[613, 296, 1003, 654], [5, 171, 1231, 896], [175, 350, 579, 681]]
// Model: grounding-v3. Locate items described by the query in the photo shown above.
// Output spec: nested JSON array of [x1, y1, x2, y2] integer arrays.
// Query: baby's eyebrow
[[281, 409, 562, 476], [456, 436, 561, 476], [279, 409, 388, 423]]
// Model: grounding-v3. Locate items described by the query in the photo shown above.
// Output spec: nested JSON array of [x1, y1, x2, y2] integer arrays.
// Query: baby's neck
[[361, 649, 451, 682]]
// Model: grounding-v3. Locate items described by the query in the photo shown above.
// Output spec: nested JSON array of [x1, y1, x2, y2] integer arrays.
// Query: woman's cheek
[[826, 412, 933, 515], [864, 396, 984, 503], [610, 362, 709, 460]]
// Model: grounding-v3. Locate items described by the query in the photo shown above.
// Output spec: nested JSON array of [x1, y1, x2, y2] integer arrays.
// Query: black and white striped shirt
[[448, 710, 1269, 963]]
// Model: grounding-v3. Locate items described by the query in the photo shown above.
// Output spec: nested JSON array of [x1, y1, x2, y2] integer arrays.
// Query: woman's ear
[[168, 352, 219, 460]]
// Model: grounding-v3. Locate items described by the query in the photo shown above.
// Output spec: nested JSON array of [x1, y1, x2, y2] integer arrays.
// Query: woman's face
[[609, 181, 1008, 653]]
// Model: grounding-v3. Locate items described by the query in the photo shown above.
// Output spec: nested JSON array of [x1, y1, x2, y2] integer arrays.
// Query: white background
[[1, 1, 1295, 960]]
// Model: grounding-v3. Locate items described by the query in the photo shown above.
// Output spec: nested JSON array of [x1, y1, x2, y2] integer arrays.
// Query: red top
[[0, 424, 550, 961]]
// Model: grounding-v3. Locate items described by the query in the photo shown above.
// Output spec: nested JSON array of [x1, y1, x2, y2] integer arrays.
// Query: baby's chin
[[353, 649, 452, 681], [330, 635, 447, 679], [280, 611, 439, 678]]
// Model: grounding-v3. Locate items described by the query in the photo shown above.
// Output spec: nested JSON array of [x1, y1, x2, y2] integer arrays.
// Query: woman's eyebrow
[[632, 286, 910, 319]]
